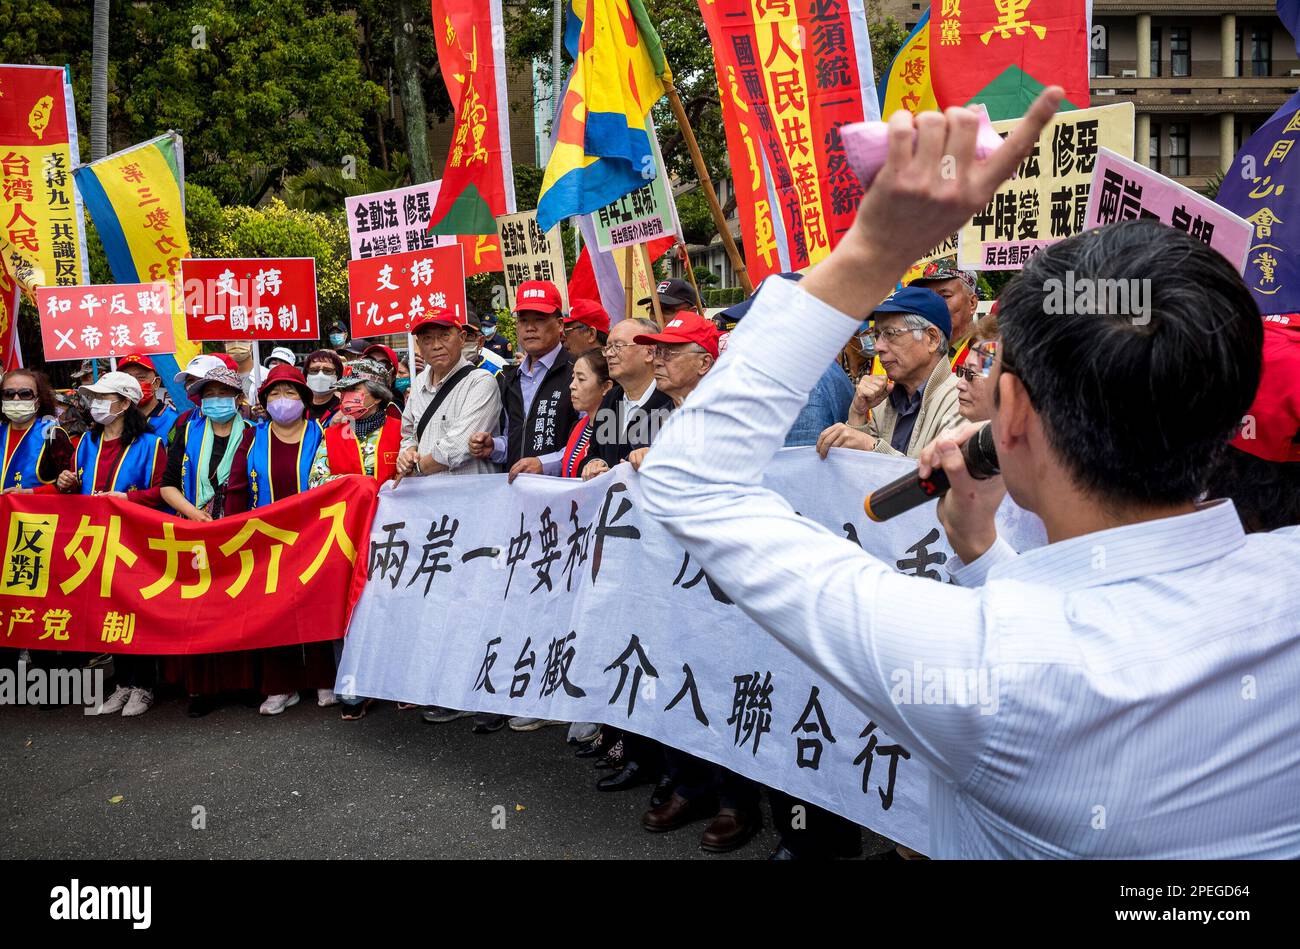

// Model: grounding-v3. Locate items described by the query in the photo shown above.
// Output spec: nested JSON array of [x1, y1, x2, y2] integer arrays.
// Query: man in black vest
[[580, 316, 675, 479], [469, 280, 579, 481]]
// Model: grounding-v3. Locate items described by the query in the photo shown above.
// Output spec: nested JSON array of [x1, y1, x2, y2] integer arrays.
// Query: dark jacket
[[499, 347, 579, 466], [589, 383, 675, 469]]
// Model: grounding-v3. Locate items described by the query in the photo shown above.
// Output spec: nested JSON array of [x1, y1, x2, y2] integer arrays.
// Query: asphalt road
[[0, 685, 889, 860]]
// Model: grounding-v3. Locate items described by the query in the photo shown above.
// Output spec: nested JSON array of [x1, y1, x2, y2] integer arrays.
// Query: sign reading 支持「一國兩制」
[[339, 447, 1048, 856]]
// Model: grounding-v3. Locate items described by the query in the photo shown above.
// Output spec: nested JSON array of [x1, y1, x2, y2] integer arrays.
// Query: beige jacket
[[856, 356, 962, 458]]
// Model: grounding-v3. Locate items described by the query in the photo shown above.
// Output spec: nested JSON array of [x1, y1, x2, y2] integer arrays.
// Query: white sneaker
[[92, 685, 131, 716], [317, 688, 339, 707], [507, 717, 565, 732], [259, 692, 300, 716], [567, 721, 601, 744], [122, 688, 154, 717]]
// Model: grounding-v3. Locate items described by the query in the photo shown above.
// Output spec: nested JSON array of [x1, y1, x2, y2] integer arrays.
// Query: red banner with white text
[[0, 477, 378, 654]]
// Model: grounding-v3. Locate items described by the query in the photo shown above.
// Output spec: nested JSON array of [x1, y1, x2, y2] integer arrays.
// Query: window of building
[[1169, 123, 1189, 177], [1151, 27, 1162, 77], [1091, 25, 1109, 77], [1150, 122, 1162, 173], [1170, 27, 1190, 78], [1252, 26, 1272, 77]]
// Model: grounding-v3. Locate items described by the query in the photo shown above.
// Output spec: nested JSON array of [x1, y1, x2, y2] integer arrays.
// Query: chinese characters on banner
[[345, 181, 456, 260], [36, 281, 176, 361], [958, 102, 1134, 270], [592, 117, 681, 254], [880, 11, 938, 119], [495, 210, 569, 309], [930, 0, 1091, 121], [424, 0, 515, 275], [347, 244, 467, 339], [1084, 148, 1253, 273], [339, 450, 1048, 857], [180, 258, 320, 341], [1214, 90, 1300, 314], [699, 0, 880, 283], [0, 476, 377, 654], [0, 65, 90, 295]]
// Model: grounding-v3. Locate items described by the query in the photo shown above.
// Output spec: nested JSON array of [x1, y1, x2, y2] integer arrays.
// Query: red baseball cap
[[633, 311, 721, 359], [410, 307, 466, 333], [118, 354, 156, 372], [213, 352, 239, 372], [363, 343, 399, 368], [514, 280, 563, 315], [565, 298, 610, 334], [1231, 315, 1300, 463]]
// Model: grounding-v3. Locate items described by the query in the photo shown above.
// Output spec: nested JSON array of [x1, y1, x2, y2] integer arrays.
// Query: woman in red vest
[[307, 358, 402, 720], [559, 349, 613, 477]]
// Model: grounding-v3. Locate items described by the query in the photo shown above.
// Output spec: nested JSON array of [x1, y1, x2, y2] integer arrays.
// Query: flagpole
[[639, 242, 665, 328], [623, 246, 635, 321], [663, 80, 753, 295], [677, 241, 704, 314]]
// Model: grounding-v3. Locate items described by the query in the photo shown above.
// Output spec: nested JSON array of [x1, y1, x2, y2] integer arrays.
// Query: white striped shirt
[[638, 275, 1300, 859]]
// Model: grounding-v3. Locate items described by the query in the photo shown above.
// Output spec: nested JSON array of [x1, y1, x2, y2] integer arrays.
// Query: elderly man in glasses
[[816, 286, 962, 459]]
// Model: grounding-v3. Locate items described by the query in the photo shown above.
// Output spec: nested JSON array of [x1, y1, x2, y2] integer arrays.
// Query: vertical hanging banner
[[879, 10, 938, 119], [1215, 89, 1300, 316], [535, 0, 670, 233], [347, 243, 467, 339], [930, 0, 1090, 121], [699, 0, 880, 282], [345, 181, 457, 260], [591, 116, 682, 253], [73, 132, 200, 406], [180, 258, 320, 341], [426, 0, 516, 276], [957, 102, 1133, 270], [36, 281, 176, 361], [0, 64, 91, 369], [496, 210, 569, 309]]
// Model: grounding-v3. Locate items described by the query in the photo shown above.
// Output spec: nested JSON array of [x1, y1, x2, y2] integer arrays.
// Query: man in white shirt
[[638, 90, 1300, 858], [581, 317, 675, 479]]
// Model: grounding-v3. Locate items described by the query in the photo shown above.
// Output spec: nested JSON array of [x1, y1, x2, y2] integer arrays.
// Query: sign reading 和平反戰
[[36, 282, 176, 361]]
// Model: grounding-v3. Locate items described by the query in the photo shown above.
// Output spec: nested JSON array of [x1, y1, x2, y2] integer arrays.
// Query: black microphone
[[863, 424, 1000, 522]]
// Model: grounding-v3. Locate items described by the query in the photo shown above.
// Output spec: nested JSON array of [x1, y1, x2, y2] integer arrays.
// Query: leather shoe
[[768, 843, 798, 860], [649, 773, 674, 809], [641, 793, 717, 833], [574, 739, 605, 759], [700, 808, 761, 853], [596, 760, 651, 792]]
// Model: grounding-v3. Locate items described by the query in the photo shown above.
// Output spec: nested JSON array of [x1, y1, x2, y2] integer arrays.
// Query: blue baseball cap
[[717, 273, 803, 327], [873, 286, 952, 340]]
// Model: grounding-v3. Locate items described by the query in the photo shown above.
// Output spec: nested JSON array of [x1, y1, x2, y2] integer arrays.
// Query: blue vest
[[1, 417, 63, 489], [248, 419, 322, 509], [147, 402, 180, 443], [74, 430, 163, 493]]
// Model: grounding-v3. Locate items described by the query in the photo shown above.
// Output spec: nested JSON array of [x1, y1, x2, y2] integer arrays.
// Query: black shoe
[[768, 843, 800, 860], [574, 737, 606, 759], [187, 695, 218, 718], [596, 760, 652, 792], [471, 713, 506, 734], [649, 773, 674, 809]]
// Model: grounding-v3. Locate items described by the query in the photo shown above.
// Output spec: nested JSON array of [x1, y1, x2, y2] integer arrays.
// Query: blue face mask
[[329, 333, 346, 347], [481, 325, 496, 338], [395, 377, 411, 393], [202, 396, 238, 422]]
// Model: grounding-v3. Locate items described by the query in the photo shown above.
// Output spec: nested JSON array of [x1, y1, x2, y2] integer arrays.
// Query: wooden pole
[[639, 242, 665, 328], [623, 245, 635, 321], [677, 241, 705, 312], [663, 80, 752, 295]]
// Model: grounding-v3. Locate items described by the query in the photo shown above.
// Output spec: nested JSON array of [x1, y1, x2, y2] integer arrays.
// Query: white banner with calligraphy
[[338, 448, 1048, 856]]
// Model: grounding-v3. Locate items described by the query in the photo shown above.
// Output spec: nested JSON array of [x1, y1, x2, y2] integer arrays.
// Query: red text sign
[[35, 282, 176, 361], [180, 257, 319, 341]]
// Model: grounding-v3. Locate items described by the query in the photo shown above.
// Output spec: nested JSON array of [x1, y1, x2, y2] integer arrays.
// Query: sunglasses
[[2, 388, 37, 400]]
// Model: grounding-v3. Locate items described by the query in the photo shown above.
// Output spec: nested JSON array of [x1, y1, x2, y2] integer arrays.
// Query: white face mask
[[90, 398, 120, 425], [306, 372, 336, 394], [2, 400, 37, 423]]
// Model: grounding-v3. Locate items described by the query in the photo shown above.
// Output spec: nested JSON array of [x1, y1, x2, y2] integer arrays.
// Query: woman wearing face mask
[[302, 349, 344, 423], [56, 373, 168, 718], [1, 369, 74, 494], [224, 365, 336, 716], [157, 365, 258, 716]]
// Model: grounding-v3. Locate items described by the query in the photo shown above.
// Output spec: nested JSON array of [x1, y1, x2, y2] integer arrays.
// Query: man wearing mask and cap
[[328, 322, 350, 353], [908, 257, 981, 369], [563, 298, 610, 356], [816, 286, 962, 459], [118, 354, 179, 443], [479, 308, 515, 363], [464, 309, 505, 377], [638, 277, 703, 318]]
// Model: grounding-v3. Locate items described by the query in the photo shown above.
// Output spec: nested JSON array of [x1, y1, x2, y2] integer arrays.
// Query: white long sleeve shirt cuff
[[490, 435, 507, 464], [946, 535, 1018, 587], [539, 450, 562, 476]]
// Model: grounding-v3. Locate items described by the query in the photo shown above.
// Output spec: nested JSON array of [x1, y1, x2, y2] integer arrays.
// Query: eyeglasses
[[953, 365, 980, 381], [2, 388, 36, 400], [863, 326, 923, 344], [652, 345, 705, 361], [964, 340, 999, 378], [564, 324, 591, 335], [601, 342, 641, 355]]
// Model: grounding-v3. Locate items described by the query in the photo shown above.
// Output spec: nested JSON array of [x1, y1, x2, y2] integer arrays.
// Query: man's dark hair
[[997, 220, 1263, 507], [1203, 447, 1300, 533]]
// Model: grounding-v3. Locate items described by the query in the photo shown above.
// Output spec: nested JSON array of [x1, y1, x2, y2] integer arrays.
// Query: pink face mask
[[339, 392, 368, 419]]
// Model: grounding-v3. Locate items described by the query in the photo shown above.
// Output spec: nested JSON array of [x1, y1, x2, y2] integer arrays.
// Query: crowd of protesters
[[3, 248, 1296, 859]]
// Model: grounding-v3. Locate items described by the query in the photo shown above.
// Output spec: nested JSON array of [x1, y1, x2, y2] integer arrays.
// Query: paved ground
[[0, 683, 889, 860]]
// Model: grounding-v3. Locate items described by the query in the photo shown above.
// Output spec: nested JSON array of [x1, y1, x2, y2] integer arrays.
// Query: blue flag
[[1280, 0, 1300, 56], [1216, 85, 1300, 315]]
